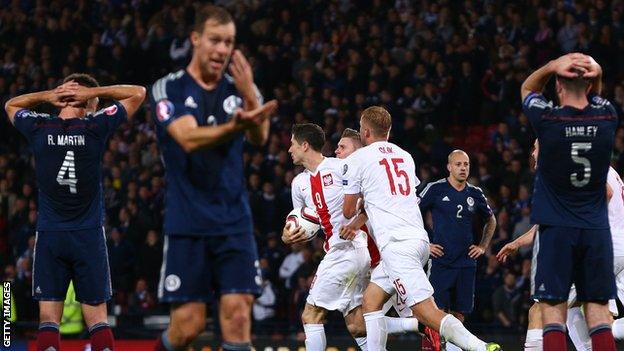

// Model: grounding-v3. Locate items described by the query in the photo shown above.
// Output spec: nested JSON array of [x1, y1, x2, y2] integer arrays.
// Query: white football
[[285, 207, 321, 241]]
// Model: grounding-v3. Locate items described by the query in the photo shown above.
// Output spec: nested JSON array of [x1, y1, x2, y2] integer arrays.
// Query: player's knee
[[172, 311, 206, 344], [346, 320, 367, 337], [362, 293, 383, 313], [221, 297, 252, 330], [301, 305, 324, 324]]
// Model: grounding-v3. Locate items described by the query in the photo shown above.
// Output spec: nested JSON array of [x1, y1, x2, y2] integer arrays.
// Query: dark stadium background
[[1, 0, 624, 350]]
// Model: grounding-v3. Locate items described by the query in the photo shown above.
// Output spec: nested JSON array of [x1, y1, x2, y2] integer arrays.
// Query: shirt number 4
[[57, 150, 78, 194]]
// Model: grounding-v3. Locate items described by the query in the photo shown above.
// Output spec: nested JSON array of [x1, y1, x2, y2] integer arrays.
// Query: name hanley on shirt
[[47, 135, 86, 146], [565, 125, 598, 138]]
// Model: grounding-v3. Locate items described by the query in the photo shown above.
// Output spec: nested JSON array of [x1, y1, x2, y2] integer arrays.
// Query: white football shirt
[[343, 141, 429, 249], [291, 157, 367, 251], [608, 166, 624, 257]]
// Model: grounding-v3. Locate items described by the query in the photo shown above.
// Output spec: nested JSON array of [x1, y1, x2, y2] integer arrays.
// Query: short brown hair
[[341, 128, 361, 144], [361, 106, 392, 137], [194, 5, 234, 33], [556, 74, 590, 95], [292, 123, 325, 152], [63, 73, 99, 88]]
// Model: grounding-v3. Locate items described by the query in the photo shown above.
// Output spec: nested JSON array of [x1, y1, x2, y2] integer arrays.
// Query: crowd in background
[[1, 0, 624, 337]]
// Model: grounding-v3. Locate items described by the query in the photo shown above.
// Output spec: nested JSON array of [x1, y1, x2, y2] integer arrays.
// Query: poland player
[[342, 106, 501, 351], [282, 124, 417, 351]]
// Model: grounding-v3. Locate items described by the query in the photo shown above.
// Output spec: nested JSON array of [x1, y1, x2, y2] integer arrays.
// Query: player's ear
[[586, 82, 593, 95], [190, 30, 201, 47], [447, 163, 452, 173]]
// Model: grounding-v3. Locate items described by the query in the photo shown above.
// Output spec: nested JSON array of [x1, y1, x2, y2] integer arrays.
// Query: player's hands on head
[[468, 244, 486, 259], [495, 241, 519, 263], [339, 224, 359, 240], [552, 53, 593, 78], [429, 243, 444, 258], [48, 81, 80, 108], [229, 50, 255, 98], [281, 223, 308, 245]]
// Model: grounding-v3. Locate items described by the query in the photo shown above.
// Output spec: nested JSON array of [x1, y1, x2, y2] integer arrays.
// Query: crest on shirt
[[467, 196, 474, 206], [104, 105, 118, 116], [323, 174, 333, 186], [342, 164, 348, 175], [223, 95, 243, 115], [156, 100, 174, 122]]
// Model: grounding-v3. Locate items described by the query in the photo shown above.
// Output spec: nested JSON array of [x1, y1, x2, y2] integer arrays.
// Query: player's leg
[[532, 225, 577, 351], [301, 303, 329, 351], [33, 231, 71, 351], [525, 302, 543, 351], [384, 240, 498, 351], [362, 263, 396, 351], [578, 228, 617, 351], [425, 262, 453, 351], [611, 257, 624, 340], [445, 266, 476, 351], [213, 233, 262, 351], [155, 235, 211, 351], [73, 228, 115, 351], [565, 287, 592, 351]]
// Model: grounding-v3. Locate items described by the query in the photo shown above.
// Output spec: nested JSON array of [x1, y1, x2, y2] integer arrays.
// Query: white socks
[[384, 317, 418, 334], [613, 318, 624, 340], [524, 329, 543, 350], [439, 314, 487, 351], [303, 324, 326, 351], [355, 336, 367, 351], [445, 342, 463, 351], [566, 307, 591, 351], [363, 310, 387, 351]]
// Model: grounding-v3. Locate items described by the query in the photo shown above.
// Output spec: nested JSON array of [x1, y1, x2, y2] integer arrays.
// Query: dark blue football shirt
[[150, 70, 262, 236], [13, 102, 127, 230], [419, 178, 493, 267], [523, 92, 618, 229]]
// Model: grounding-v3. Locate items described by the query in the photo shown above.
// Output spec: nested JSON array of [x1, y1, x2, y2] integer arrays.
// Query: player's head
[[335, 128, 362, 159], [62, 73, 99, 112], [447, 150, 470, 183], [555, 73, 591, 102], [359, 106, 392, 145], [289, 123, 325, 165], [190, 5, 235, 80]]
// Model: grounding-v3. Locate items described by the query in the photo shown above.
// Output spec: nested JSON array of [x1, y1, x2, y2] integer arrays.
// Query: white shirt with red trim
[[291, 157, 367, 252], [342, 141, 429, 250], [608, 166, 624, 257]]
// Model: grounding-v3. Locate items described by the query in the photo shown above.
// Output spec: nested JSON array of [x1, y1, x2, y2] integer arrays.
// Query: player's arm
[[496, 225, 538, 262], [584, 56, 603, 96], [282, 175, 311, 245], [520, 53, 592, 101], [469, 214, 497, 258], [72, 84, 146, 117], [4, 84, 75, 123], [343, 194, 360, 219], [229, 50, 269, 146], [339, 207, 368, 240], [167, 101, 277, 153]]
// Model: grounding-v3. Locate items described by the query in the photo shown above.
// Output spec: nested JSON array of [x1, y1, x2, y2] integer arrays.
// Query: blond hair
[[361, 106, 392, 137]]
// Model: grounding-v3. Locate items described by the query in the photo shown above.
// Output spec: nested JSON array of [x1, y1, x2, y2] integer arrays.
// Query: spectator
[[493, 272, 522, 329], [127, 278, 156, 315], [135, 230, 163, 293]]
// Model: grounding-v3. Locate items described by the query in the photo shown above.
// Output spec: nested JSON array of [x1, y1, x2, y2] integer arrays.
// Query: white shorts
[[306, 243, 370, 316], [567, 256, 624, 316], [379, 239, 433, 308], [370, 263, 413, 317]]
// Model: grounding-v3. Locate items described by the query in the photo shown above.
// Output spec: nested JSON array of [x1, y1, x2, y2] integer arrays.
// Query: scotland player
[[150, 5, 277, 351], [419, 150, 496, 351], [521, 53, 618, 351], [4, 74, 146, 351]]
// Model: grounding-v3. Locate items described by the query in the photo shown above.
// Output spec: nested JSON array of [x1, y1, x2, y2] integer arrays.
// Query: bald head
[[447, 150, 470, 183]]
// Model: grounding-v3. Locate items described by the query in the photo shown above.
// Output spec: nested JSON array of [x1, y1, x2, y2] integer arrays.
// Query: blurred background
[[1, 0, 624, 349]]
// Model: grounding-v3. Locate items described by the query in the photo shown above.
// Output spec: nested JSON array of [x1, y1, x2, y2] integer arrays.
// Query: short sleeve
[[342, 155, 362, 195], [91, 101, 127, 136], [473, 187, 493, 218], [589, 94, 619, 122], [418, 182, 436, 211], [12, 109, 39, 139], [291, 174, 306, 208], [150, 78, 193, 128], [522, 92, 553, 130]]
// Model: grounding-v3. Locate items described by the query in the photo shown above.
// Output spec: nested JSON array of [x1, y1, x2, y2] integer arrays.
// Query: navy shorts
[[158, 233, 262, 302], [532, 225, 616, 302], [429, 263, 476, 314], [33, 228, 112, 304]]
